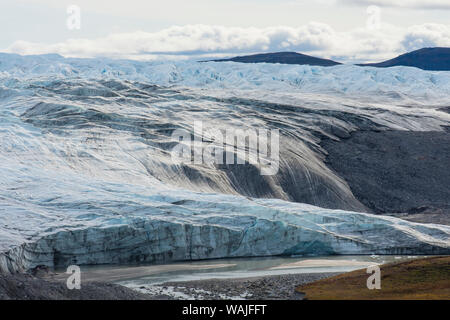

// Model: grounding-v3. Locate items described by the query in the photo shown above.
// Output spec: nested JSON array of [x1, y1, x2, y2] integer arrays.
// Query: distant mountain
[[208, 52, 341, 67], [359, 47, 450, 71]]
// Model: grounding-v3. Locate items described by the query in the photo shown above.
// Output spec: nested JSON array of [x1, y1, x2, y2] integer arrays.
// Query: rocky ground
[[133, 273, 341, 300], [0, 272, 153, 300], [0, 271, 340, 300]]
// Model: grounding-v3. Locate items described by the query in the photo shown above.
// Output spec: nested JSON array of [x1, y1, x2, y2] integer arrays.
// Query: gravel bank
[[132, 273, 341, 300], [1, 270, 341, 300]]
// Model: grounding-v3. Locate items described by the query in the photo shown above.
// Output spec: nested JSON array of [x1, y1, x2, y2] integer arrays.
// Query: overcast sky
[[1, 0, 449, 62]]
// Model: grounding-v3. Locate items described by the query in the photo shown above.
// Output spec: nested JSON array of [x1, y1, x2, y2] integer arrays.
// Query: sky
[[1, 0, 450, 63]]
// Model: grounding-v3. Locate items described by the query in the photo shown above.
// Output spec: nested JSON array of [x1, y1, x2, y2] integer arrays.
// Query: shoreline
[[1, 256, 371, 299], [0, 270, 341, 300], [1, 255, 447, 300]]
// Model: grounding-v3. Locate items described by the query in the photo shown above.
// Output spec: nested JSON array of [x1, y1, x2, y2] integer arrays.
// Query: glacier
[[0, 53, 449, 273], [2, 52, 450, 102]]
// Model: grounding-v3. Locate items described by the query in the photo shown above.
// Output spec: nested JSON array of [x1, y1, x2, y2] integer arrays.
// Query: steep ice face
[[1, 178, 449, 273], [0, 54, 449, 273]]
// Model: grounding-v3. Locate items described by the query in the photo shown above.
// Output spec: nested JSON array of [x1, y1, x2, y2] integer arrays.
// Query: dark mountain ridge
[[208, 51, 341, 67], [359, 47, 450, 71], [208, 48, 450, 71]]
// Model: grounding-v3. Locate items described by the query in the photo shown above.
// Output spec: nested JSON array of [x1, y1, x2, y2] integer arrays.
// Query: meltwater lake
[[51, 255, 420, 285]]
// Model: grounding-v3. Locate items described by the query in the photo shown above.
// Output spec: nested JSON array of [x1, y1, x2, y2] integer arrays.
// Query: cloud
[[402, 23, 450, 50], [5, 24, 337, 56], [4, 23, 450, 63], [339, 0, 450, 9]]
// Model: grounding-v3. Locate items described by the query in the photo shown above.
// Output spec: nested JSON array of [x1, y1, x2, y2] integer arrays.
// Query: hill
[[360, 47, 450, 71], [208, 51, 341, 67]]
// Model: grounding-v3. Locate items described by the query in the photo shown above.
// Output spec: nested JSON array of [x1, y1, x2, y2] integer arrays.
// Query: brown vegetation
[[296, 256, 450, 300]]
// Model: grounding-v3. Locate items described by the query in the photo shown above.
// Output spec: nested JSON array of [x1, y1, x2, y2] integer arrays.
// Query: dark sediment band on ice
[[321, 130, 450, 224]]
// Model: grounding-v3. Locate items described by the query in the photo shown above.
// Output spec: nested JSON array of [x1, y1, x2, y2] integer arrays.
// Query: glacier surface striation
[[0, 54, 449, 273]]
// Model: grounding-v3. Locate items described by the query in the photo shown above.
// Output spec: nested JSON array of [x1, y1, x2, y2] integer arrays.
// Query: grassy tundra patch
[[296, 256, 450, 300]]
